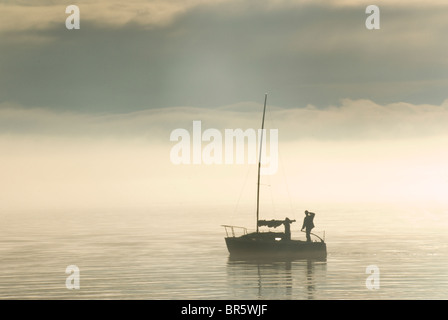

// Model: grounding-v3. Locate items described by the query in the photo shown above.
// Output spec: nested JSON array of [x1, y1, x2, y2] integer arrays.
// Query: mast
[[256, 93, 268, 233]]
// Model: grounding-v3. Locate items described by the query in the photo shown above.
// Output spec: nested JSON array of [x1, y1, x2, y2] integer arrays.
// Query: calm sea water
[[0, 202, 447, 299]]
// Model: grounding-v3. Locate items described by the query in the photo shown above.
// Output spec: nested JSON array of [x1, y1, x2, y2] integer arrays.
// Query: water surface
[[0, 203, 447, 299]]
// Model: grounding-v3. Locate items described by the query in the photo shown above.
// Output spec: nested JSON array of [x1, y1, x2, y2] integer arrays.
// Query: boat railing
[[222, 225, 248, 238], [301, 230, 326, 243]]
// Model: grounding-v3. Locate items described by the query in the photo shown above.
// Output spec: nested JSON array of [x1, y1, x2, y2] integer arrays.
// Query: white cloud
[[1, 0, 447, 35], [0, 0, 232, 35], [2, 98, 448, 140]]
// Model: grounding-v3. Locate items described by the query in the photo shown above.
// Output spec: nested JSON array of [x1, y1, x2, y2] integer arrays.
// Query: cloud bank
[[2, 99, 448, 140], [2, 0, 447, 35]]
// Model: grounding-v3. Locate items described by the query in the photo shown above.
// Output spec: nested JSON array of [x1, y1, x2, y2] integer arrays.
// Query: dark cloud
[[0, 2, 447, 113]]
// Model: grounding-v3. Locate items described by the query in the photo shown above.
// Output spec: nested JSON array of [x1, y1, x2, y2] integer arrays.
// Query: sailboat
[[222, 94, 327, 260]]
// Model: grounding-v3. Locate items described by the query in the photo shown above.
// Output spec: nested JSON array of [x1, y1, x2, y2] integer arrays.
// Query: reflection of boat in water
[[222, 94, 327, 260], [226, 256, 327, 299]]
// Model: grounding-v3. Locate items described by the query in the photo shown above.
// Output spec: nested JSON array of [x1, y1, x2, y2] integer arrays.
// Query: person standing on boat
[[301, 210, 315, 242], [283, 217, 295, 241]]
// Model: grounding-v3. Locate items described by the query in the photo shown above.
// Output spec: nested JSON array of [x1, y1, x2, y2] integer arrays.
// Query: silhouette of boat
[[222, 94, 327, 260]]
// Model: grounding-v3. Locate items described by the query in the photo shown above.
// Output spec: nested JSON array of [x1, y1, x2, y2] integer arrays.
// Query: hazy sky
[[1, 0, 448, 212]]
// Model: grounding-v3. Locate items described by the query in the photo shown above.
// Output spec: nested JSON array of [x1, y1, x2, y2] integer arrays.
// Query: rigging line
[[267, 173, 278, 218], [280, 152, 295, 216], [232, 164, 253, 220], [264, 102, 277, 219], [267, 101, 295, 216], [256, 93, 268, 233]]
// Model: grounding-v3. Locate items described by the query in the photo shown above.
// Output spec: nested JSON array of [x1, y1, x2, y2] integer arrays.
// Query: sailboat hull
[[225, 232, 327, 260]]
